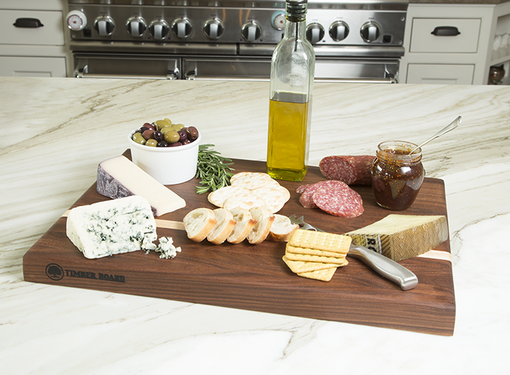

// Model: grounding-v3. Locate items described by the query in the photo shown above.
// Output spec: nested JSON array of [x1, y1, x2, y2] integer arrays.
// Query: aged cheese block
[[97, 155, 186, 216], [66, 196, 157, 259], [345, 214, 448, 261]]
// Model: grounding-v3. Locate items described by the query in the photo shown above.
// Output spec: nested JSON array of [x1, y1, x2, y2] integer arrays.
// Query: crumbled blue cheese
[[66, 196, 157, 259], [155, 237, 182, 259]]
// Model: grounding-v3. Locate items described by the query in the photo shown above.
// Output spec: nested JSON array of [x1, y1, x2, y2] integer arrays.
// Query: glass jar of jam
[[371, 140, 424, 210]]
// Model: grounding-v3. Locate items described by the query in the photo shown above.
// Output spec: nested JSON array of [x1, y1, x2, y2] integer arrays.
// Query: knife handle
[[349, 245, 419, 291]]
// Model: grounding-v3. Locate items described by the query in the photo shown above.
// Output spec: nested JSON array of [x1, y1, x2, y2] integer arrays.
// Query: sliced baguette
[[183, 208, 217, 242], [247, 206, 275, 244], [207, 208, 237, 245], [227, 207, 257, 244], [268, 214, 299, 242]]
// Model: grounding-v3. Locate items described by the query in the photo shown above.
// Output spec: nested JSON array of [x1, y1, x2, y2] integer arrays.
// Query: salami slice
[[296, 184, 311, 195], [312, 185, 364, 218], [299, 180, 350, 209]]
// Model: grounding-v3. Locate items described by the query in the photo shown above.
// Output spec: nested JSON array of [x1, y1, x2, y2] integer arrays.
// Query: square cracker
[[289, 229, 351, 253], [286, 244, 347, 258], [285, 252, 349, 265], [297, 267, 338, 282], [282, 255, 338, 273]]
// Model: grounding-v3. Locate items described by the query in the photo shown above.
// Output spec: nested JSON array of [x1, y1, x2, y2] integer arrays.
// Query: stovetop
[[66, 0, 408, 48]]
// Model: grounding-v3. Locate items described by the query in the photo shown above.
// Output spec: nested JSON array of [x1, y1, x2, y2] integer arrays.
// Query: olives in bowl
[[131, 118, 199, 148], [128, 118, 201, 185]]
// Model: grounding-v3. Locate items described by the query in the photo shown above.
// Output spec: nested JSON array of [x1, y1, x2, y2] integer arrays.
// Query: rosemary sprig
[[195, 144, 235, 194]]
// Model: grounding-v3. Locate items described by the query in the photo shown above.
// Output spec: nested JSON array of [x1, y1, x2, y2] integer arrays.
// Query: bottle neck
[[283, 18, 307, 41]]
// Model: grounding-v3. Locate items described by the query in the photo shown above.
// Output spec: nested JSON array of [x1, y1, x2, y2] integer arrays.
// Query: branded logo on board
[[45, 263, 126, 283], [45, 263, 64, 281]]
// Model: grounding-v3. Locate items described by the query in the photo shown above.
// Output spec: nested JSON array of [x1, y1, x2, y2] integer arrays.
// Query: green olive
[[171, 123, 184, 131], [154, 119, 166, 128], [132, 132, 146, 145], [146, 139, 158, 147], [164, 130, 180, 144], [160, 126, 174, 135]]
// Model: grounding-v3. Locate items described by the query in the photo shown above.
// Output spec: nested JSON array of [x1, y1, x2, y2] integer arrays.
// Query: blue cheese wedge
[[66, 196, 157, 259]]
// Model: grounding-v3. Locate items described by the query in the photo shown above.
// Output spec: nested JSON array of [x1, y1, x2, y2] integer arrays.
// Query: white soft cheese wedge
[[96, 155, 186, 216], [66, 196, 157, 259], [345, 214, 448, 261]]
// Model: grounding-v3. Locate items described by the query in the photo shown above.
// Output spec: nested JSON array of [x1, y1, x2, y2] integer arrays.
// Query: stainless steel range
[[66, 0, 408, 82]]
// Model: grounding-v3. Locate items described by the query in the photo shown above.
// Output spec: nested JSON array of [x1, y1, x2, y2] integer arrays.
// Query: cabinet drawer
[[407, 64, 474, 84], [410, 18, 481, 53], [0, 56, 66, 77], [0, 10, 64, 45]]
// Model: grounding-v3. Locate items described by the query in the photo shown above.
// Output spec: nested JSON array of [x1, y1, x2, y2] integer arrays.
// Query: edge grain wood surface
[[23, 157, 455, 336]]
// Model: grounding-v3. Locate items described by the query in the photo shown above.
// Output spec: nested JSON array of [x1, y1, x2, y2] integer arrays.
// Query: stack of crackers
[[282, 229, 351, 282]]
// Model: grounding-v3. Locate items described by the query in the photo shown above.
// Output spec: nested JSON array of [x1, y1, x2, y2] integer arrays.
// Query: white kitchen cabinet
[[0, 0, 70, 77], [0, 56, 66, 77], [400, 2, 510, 85], [407, 64, 474, 84], [409, 18, 481, 54]]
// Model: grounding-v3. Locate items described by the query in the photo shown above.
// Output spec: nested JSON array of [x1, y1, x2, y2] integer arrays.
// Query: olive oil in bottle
[[266, 0, 315, 181]]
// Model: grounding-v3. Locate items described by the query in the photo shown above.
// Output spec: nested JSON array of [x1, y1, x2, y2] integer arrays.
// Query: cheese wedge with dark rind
[[97, 155, 186, 216], [345, 214, 448, 261]]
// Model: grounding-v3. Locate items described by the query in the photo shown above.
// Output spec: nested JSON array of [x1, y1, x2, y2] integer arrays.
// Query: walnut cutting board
[[23, 156, 455, 336]]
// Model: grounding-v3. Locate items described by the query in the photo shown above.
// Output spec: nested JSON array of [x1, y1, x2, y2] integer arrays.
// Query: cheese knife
[[288, 215, 419, 291]]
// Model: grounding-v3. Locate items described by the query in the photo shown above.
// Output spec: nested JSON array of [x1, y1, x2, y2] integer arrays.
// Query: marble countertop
[[1, 77, 509, 374]]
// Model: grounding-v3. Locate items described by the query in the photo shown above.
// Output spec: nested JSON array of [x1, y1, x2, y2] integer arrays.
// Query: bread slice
[[207, 208, 236, 245], [183, 208, 217, 242], [268, 214, 299, 242], [247, 206, 275, 244], [227, 207, 257, 244]]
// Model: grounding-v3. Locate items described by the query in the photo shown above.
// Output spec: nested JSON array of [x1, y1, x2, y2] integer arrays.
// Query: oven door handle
[[75, 64, 180, 80], [315, 77, 397, 84]]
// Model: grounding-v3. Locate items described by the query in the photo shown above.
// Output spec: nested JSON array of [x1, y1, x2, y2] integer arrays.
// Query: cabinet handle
[[431, 26, 460, 36], [13, 18, 44, 28]]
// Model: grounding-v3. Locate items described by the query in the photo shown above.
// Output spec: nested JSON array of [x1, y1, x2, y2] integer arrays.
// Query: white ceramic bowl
[[128, 131, 200, 185]]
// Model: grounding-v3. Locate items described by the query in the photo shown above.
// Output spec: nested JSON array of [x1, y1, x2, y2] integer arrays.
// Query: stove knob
[[172, 17, 192, 39], [360, 21, 380, 42], [241, 21, 261, 42], [66, 10, 87, 31], [203, 18, 224, 40], [329, 21, 349, 41], [306, 23, 325, 44], [94, 16, 115, 36], [149, 19, 170, 40], [126, 16, 147, 37]]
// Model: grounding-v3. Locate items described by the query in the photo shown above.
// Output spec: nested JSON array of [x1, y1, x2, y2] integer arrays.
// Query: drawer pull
[[431, 26, 460, 36], [13, 18, 44, 28]]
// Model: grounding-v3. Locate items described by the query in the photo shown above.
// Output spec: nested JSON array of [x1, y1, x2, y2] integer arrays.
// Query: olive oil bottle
[[267, 0, 315, 181]]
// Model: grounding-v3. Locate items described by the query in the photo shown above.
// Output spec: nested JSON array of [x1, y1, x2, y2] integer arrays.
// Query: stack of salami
[[296, 155, 375, 218]]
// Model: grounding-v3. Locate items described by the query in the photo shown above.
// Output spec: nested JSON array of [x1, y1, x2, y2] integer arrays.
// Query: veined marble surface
[[1, 77, 509, 374]]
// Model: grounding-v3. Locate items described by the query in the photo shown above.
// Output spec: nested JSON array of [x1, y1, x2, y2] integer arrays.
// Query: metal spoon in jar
[[410, 115, 462, 154]]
